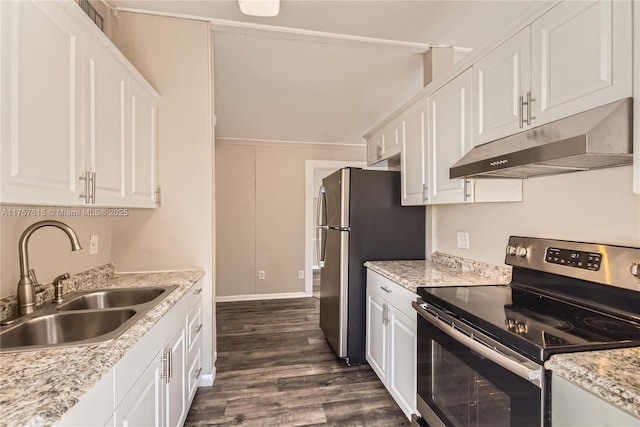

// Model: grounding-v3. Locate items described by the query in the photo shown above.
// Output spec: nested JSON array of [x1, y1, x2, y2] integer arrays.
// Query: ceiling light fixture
[[238, 0, 280, 17]]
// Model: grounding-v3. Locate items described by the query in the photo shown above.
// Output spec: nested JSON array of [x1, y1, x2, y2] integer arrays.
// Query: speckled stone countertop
[[546, 348, 640, 419], [364, 251, 512, 293], [0, 264, 204, 427]]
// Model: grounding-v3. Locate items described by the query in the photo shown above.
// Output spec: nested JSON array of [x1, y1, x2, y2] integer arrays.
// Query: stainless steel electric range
[[412, 236, 640, 427]]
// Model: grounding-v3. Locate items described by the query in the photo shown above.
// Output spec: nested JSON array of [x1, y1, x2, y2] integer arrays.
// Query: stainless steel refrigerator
[[316, 167, 425, 365]]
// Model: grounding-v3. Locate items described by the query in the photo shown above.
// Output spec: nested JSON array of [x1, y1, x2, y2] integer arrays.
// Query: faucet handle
[[52, 273, 70, 304], [28, 269, 42, 292]]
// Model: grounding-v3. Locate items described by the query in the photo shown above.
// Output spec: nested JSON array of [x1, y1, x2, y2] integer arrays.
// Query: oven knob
[[516, 323, 528, 334], [631, 262, 640, 278], [516, 246, 528, 257], [506, 245, 517, 256], [506, 319, 516, 329]]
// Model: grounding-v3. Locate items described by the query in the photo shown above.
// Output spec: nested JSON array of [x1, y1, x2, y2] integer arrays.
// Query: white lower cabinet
[[56, 282, 203, 427], [366, 270, 416, 420], [552, 374, 640, 427], [116, 357, 163, 427]]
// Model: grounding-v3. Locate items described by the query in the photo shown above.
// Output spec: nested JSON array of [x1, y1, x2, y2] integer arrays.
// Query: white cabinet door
[[388, 306, 417, 419], [84, 36, 128, 206], [401, 101, 428, 206], [164, 326, 186, 427], [382, 121, 402, 158], [365, 288, 388, 384], [0, 1, 85, 205], [366, 133, 382, 166], [428, 69, 474, 205], [531, 0, 632, 126], [115, 356, 163, 427], [473, 27, 531, 145], [127, 78, 157, 207]]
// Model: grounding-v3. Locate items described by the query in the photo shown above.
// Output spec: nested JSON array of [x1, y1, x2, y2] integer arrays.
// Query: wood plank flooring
[[184, 296, 410, 426]]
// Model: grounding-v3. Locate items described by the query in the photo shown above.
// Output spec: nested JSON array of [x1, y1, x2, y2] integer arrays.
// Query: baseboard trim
[[199, 372, 215, 387], [216, 291, 310, 302]]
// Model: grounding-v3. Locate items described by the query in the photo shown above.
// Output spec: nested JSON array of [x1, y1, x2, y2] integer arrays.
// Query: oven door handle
[[412, 301, 543, 388]]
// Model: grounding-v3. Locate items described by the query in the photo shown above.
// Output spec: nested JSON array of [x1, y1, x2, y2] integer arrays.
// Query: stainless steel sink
[[0, 310, 136, 350], [57, 287, 168, 311], [0, 285, 177, 353]]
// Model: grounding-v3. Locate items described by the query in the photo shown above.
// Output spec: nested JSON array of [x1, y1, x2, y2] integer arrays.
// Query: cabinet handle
[[160, 352, 170, 384], [89, 172, 96, 204], [79, 171, 90, 203], [380, 286, 391, 294], [525, 92, 535, 125], [376, 145, 382, 160], [423, 184, 429, 202], [463, 179, 471, 202], [193, 367, 203, 380], [192, 324, 203, 335], [193, 288, 203, 295], [168, 350, 173, 380]]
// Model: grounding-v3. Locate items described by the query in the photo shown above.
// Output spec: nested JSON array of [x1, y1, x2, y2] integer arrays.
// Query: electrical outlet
[[298, 270, 304, 280], [89, 235, 99, 255], [456, 232, 470, 249], [258, 270, 266, 280]]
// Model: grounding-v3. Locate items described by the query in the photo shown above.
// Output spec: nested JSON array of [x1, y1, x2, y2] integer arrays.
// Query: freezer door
[[319, 228, 349, 358], [323, 168, 350, 229]]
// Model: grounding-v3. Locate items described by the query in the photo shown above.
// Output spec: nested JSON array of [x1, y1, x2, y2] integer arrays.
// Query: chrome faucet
[[17, 220, 82, 315]]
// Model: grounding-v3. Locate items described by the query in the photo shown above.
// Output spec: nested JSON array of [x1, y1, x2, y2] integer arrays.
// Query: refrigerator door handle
[[317, 186, 328, 267]]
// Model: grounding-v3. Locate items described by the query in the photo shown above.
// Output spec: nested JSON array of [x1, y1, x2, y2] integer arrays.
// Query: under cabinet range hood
[[450, 98, 633, 179]]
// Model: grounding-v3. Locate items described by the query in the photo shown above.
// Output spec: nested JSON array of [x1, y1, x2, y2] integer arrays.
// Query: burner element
[[583, 317, 640, 335]]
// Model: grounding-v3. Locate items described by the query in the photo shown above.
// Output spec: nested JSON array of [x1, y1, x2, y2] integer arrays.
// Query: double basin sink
[[0, 286, 177, 353]]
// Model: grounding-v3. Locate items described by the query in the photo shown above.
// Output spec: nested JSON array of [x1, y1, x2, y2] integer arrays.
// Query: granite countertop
[[364, 251, 512, 293], [0, 264, 204, 427], [546, 348, 640, 419]]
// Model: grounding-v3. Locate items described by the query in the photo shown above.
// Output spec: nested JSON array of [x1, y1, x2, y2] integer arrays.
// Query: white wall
[[432, 166, 640, 266], [109, 12, 216, 379], [216, 139, 365, 298]]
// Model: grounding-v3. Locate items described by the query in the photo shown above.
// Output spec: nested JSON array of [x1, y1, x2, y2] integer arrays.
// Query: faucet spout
[[17, 220, 82, 315]]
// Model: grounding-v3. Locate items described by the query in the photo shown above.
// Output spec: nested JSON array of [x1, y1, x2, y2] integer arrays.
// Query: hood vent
[[450, 98, 633, 179]]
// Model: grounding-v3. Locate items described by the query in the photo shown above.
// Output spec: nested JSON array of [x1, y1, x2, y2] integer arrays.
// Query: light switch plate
[[457, 232, 470, 249], [89, 235, 99, 255]]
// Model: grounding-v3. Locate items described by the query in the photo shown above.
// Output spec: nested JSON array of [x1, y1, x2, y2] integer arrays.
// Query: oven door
[[413, 301, 545, 427]]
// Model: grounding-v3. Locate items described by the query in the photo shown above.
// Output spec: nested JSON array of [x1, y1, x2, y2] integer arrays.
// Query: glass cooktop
[[416, 284, 640, 363]]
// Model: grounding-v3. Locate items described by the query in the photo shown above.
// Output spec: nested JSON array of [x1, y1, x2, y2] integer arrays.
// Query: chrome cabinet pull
[[423, 184, 429, 202], [89, 172, 96, 204], [193, 288, 203, 295], [160, 352, 170, 383], [79, 171, 90, 203], [192, 324, 203, 335], [525, 92, 535, 125], [463, 179, 471, 202], [380, 286, 391, 294]]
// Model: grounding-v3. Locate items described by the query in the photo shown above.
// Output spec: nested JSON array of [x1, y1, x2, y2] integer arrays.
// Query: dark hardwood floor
[[184, 292, 410, 426]]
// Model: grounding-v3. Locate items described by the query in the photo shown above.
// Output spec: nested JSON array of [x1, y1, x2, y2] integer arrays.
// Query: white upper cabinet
[[365, 119, 402, 167], [1, 1, 85, 206], [530, 0, 632, 125], [472, 0, 632, 146], [127, 78, 157, 207], [85, 35, 128, 205], [0, 0, 159, 208], [401, 100, 428, 205], [473, 28, 531, 146], [428, 69, 474, 205]]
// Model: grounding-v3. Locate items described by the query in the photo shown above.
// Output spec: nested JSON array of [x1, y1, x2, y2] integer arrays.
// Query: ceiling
[[107, 0, 539, 145]]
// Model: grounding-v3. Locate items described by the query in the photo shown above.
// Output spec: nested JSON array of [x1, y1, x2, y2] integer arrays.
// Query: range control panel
[[545, 247, 602, 271]]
